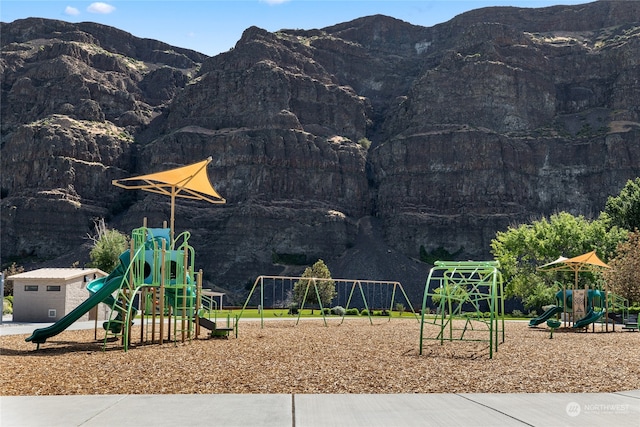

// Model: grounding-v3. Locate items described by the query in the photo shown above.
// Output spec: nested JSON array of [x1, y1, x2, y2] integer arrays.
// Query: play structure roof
[[538, 250, 610, 272], [112, 157, 225, 204]]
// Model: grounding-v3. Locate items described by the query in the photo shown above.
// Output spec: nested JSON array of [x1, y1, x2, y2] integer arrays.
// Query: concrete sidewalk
[[1, 319, 105, 336], [1, 391, 639, 427]]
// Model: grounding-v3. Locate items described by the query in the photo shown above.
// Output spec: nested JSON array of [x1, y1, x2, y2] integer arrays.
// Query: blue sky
[[2, 1, 590, 56]]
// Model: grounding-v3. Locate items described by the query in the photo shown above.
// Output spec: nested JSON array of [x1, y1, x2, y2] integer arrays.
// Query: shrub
[[629, 305, 640, 315], [322, 308, 331, 315], [345, 308, 359, 316], [88, 219, 128, 273], [288, 303, 299, 315], [372, 310, 391, 316], [360, 309, 369, 316], [2, 297, 13, 315], [331, 306, 346, 316], [357, 137, 371, 150], [511, 309, 524, 318]]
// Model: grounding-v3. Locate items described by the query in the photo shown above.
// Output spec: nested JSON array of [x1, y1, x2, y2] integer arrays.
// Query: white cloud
[[87, 2, 116, 14], [260, 0, 291, 5], [64, 6, 80, 16]]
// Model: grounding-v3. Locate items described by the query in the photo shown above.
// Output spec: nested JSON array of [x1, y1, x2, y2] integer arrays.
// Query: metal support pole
[[0, 273, 4, 325], [159, 245, 166, 345]]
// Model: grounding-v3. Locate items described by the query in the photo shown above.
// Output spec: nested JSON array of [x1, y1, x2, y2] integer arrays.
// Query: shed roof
[[8, 268, 107, 282]]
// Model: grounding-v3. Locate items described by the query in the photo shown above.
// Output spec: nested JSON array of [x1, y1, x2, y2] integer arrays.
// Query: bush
[[331, 306, 346, 316], [322, 308, 331, 315], [357, 137, 371, 150], [88, 219, 128, 273], [345, 308, 359, 316], [3, 297, 13, 315], [511, 309, 524, 318], [360, 309, 369, 316], [288, 303, 299, 315], [372, 310, 391, 316], [629, 305, 640, 315]]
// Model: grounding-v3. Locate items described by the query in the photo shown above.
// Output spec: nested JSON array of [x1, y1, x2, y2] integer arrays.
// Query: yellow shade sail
[[538, 250, 610, 272], [112, 157, 225, 241], [112, 157, 225, 204]]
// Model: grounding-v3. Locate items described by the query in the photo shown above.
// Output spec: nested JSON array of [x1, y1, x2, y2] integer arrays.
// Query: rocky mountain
[[2, 1, 639, 305]]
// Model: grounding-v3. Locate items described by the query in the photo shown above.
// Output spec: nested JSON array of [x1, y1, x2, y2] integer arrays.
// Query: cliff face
[[2, 2, 640, 302]]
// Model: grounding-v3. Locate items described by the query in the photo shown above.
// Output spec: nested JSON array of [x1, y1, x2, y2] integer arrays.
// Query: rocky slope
[[2, 2, 640, 304]]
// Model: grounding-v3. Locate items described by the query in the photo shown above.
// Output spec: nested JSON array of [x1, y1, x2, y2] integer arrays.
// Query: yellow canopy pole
[[170, 187, 176, 244]]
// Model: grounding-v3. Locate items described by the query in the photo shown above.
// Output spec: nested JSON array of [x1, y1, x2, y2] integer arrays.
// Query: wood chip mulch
[[1, 319, 638, 395]]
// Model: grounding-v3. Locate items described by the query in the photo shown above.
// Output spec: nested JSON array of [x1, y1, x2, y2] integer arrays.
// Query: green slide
[[528, 305, 563, 327], [25, 261, 127, 345], [572, 308, 604, 329]]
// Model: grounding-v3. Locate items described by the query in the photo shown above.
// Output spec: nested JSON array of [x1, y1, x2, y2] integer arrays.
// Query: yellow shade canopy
[[112, 157, 225, 241], [112, 157, 225, 203], [538, 250, 610, 272]]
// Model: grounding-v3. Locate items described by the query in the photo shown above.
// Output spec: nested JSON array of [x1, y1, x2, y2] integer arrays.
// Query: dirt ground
[[1, 318, 638, 395]]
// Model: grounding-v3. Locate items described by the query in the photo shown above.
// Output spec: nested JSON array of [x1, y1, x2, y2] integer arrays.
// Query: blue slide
[[528, 305, 563, 327], [26, 256, 127, 345]]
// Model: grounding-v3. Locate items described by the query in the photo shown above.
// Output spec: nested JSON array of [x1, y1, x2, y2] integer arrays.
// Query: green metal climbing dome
[[419, 261, 505, 359]]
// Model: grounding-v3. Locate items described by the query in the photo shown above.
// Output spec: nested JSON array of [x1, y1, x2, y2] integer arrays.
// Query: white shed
[[10, 268, 109, 322]]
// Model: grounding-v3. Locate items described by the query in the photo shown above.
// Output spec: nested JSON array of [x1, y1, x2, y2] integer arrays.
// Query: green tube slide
[[25, 261, 127, 345]]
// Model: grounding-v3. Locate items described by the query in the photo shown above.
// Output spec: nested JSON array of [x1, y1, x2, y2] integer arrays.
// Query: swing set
[[239, 275, 419, 327]]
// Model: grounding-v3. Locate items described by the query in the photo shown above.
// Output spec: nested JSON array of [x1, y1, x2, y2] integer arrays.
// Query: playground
[[2, 158, 638, 397], [1, 318, 639, 395]]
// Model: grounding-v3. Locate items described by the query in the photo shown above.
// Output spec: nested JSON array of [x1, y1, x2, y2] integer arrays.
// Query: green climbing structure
[[419, 261, 505, 359], [103, 226, 198, 351]]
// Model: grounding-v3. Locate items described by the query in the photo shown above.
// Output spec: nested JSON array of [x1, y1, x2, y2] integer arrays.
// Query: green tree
[[490, 212, 626, 310], [88, 219, 128, 273], [603, 231, 640, 304], [602, 177, 640, 232], [293, 259, 336, 314]]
